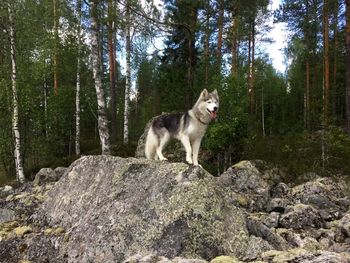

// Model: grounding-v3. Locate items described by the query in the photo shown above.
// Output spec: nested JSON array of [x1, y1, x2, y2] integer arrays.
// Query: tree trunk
[[8, 3, 25, 183], [75, 0, 82, 156], [346, 0, 350, 136], [108, 0, 117, 144], [186, 7, 198, 108], [90, 0, 111, 154], [305, 60, 310, 130], [124, 1, 131, 144], [262, 85, 265, 137], [323, 0, 330, 124], [44, 77, 48, 138], [231, 9, 238, 77], [332, 0, 338, 117], [53, 0, 59, 95], [204, 1, 210, 88], [248, 20, 255, 114], [216, 0, 224, 69]]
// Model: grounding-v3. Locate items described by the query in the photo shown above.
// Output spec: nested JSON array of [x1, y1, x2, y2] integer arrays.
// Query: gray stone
[[218, 160, 283, 212], [246, 215, 289, 251], [39, 156, 253, 262], [279, 204, 325, 230], [263, 212, 280, 229], [335, 212, 350, 238], [267, 198, 289, 213], [33, 168, 58, 185], [54, 167, 67, 179], [0, 185, 14, 198], [291, 178, 348, 221], [261, 249, 350, 263], [0, 208, 15, 224], [243, 236, 273, 261], [270, 182, 291, 199]]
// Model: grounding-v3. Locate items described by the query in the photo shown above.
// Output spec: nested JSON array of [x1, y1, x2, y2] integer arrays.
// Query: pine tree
[[53, 0, 59, 95], [346, 0, 350, 136], [123, 0, 131, 144]]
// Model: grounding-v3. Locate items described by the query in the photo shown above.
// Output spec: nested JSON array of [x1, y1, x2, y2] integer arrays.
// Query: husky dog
[[145, 89, 219, 166]]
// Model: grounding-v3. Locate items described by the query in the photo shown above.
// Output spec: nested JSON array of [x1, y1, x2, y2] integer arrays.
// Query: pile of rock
[[0, 157, 349, 263]]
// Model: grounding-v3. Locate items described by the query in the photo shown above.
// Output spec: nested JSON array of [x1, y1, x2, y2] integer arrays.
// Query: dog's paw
[[160, 157, 168, 161], [186, 159, 193, 165], [194, 164, 203, 168]]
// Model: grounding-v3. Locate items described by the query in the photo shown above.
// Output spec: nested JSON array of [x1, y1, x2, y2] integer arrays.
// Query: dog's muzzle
[[208, 108, 218, 120]]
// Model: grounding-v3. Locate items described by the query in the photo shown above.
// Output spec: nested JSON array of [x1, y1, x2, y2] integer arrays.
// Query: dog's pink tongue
[[211, 111, 217, 119]]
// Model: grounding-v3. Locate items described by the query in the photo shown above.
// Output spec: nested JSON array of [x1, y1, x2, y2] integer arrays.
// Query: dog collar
[[194, 112, 210, 125]]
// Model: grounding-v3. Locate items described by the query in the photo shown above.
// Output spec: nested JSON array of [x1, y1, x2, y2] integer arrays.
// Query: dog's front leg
[[180, 136, 193, 164], [192, 139, 202, 166]]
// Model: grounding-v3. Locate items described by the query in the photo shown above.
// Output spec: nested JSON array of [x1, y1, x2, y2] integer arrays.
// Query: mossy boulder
[[218, 160, 284, 212], [39, 156, 256, 262]]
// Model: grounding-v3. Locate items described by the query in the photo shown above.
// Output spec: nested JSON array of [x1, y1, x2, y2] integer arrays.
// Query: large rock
[[39, 156, 256, 262], [279, 204, 325, 230], [33, 168, 59, 185], [218, 160, 284, 212], [291, 178, 349, 221], [261, 248, 350, 263]]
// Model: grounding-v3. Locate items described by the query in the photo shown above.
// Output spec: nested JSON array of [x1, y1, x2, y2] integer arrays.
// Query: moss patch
[[210, 255, 242, 263], [14, 226, 32, 238]]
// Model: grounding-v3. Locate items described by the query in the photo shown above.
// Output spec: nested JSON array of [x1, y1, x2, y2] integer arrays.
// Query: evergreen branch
[[116, 0, 193, 35]]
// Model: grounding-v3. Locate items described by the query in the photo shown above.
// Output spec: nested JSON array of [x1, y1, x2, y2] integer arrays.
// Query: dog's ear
[[201, 89, 209, 98], [212, 89, 218, 96]]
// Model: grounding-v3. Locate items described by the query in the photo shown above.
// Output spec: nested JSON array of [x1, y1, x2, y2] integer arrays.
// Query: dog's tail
[[145, 126, 158, 159]]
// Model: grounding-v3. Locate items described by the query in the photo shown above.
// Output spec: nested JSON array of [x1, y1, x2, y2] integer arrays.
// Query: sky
[[266, 0, 288, 73], [122, 0, 288, 77]]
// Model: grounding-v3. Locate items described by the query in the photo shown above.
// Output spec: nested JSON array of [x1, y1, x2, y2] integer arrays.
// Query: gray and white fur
[[145, 89, 219, 166]]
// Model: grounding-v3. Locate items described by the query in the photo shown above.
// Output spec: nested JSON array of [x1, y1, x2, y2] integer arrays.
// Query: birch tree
[[124, 0, 131, 144], [216, 0, 224, 69], [108, 0, 117, 144], [8, 3, 25, 183], [75, 0, 82, 156], [90, 0, 111, 154]]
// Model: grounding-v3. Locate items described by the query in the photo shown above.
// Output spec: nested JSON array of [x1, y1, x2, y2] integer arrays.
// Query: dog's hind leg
[[145, 128, 158, 160], [180, 136, 193, 164], [156, 133, 170, 161]]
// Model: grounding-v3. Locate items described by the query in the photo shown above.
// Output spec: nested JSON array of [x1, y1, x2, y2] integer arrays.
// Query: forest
[[0, 0, 350, 185]]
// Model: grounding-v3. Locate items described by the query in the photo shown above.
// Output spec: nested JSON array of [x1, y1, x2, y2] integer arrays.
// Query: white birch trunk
[[123, 2, 131, 144], [8, 4, 25, 183], [75, 0, 82, 156], [44, 77, 48, 137], [90, 0, 111, 155]]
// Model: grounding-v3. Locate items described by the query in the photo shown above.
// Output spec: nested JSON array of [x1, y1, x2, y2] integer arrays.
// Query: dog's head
[[198, 89, 219, 120]]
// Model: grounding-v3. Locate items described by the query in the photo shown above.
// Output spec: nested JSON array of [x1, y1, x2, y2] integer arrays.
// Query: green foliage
[[0, 0, 349, 186], [243, 127, 350, 182]]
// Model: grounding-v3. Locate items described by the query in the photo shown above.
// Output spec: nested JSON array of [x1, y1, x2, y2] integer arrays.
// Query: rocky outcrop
[[38, 156, 261, 262], [0, 158, 350, 262]]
